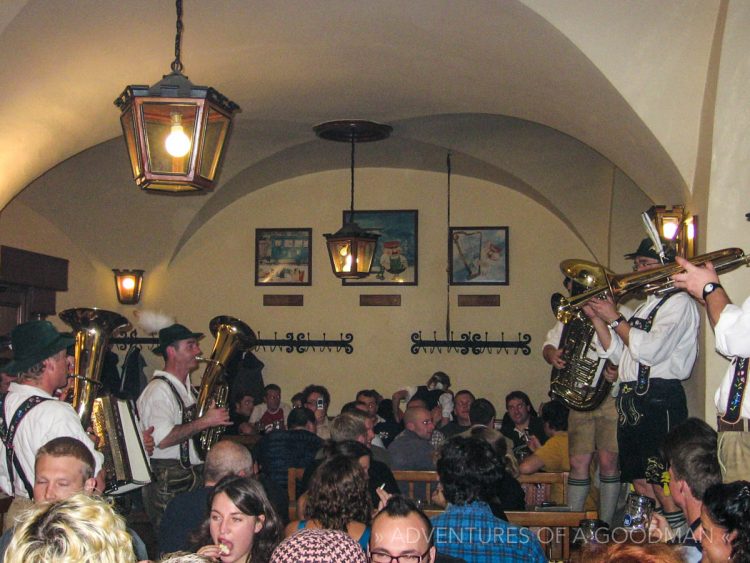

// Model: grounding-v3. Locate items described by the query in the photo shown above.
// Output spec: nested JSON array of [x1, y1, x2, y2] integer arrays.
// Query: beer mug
[[623, 493, 655, 529]]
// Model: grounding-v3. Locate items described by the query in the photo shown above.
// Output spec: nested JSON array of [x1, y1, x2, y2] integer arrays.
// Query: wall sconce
[[646, 205, 697, 257], [315, 120, 392, 279], [113, 0, 240, 193], [113, 269, 144, 305]]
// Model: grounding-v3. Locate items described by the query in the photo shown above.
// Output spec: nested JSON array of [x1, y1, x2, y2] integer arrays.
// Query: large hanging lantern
[[315, 120, 392, 279], [114, 0, 240, 193]]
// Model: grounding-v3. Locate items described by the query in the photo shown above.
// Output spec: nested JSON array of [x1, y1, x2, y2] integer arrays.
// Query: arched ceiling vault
[[4, 0, 717, 264]]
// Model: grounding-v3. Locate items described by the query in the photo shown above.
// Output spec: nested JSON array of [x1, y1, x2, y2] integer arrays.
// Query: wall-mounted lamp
[[113, 0, 240, 193], [113, 269, 144, 305], [315, 120, 392, 279], [646, 205, 697, 258]]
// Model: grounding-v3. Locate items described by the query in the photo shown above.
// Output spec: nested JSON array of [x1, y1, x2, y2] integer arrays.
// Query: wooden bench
[[391, 469, 568, 509], [519, 471, 568, 508]]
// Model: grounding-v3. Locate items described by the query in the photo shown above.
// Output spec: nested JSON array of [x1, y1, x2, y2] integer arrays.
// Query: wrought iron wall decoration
[[111, 330, 353, 354], [410, 331, 531, 355], [255, 331, 353, 354]]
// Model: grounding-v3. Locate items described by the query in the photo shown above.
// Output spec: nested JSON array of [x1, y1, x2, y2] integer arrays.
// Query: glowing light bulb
[[662, 221, 679, 240], [165, 113, 191, 157], [121, 277, 136, 291]]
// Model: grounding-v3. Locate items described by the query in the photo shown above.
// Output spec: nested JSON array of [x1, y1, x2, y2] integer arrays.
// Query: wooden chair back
[[287, 467, 306, 521]]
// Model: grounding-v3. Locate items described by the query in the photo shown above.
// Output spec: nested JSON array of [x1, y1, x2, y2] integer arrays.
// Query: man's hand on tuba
[[200, 400, 232, 429]]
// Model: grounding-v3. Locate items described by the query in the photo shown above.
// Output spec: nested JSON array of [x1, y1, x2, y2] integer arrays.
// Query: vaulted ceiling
[[0, 0, 721, 263]]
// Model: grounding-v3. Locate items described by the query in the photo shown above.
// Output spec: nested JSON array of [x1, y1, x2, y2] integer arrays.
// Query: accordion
[[91, 396, 153, 495]]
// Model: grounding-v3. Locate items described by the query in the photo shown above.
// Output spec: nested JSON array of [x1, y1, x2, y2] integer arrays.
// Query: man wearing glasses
[[369, 496, 437, 563], [584, 237, 699, 528]]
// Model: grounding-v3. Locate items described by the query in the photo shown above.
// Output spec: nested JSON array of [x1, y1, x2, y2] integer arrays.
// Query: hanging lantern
[[114, 0, 240, 193], [315, 120, 392, 279]]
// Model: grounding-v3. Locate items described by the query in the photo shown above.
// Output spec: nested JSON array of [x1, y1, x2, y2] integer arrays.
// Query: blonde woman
[[5, 493, 136, 563]]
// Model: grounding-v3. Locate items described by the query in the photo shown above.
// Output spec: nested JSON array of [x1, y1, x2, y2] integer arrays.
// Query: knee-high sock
[[568, 476, 590, 511], [599, 473, 621, 527]]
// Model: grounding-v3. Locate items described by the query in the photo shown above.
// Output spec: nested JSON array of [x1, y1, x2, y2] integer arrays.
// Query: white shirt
[[0, 382, 104, 498], [714, 296, 750, 419], [137, 370, 202, 465], [601, 292, 699, 383]]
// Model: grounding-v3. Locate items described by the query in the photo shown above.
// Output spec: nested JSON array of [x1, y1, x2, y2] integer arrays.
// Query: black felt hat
[[4, 320, 75, 375], [152, 323, 204, 355], [624, 237, 675, 263]]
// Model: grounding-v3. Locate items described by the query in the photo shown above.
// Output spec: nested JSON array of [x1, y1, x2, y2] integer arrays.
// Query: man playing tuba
[[137, 323, 232, 529], [543, 276, 623, 526], [584, 238, 699, 534], [0, 321, 104, 532]]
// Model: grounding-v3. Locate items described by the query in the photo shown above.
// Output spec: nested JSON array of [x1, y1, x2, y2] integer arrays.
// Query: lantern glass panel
[[200, 107, 231, 181], [142, 102, 198, 175], [119, 106, 142, 178]]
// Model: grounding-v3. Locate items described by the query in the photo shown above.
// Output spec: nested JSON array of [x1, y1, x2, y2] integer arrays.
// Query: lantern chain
[[170, 0, 184, 74]]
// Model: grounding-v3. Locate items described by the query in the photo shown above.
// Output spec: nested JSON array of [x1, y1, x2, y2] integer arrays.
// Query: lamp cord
[[171, 0, 184, 74], [350, 136, 356, 213], [446, 151, 452, 339]]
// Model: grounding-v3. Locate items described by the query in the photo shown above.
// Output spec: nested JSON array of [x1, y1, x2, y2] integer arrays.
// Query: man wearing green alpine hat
[[0, 320, 105, 531], [137, 323, 232, 528]]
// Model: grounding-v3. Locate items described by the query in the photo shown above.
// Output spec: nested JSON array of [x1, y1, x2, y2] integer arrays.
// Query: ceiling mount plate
[[313, 120, 392, 143]]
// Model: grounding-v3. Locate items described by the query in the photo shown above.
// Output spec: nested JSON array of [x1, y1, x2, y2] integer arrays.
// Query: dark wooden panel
[[0, 246, 68, 290], [359, 295, 401, 306], [458, 294, 500, 307], [28, 287, 56, 316], [263, 294, 304, 306]]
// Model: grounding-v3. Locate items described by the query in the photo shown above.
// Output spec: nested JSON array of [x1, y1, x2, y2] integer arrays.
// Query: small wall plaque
[[360, 295, 401, 307], [263, 295, 304, 306], [458, 295, 500, 307]]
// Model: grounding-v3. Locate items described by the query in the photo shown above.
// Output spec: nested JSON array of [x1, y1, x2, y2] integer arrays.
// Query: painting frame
[[342, 210, 418, 286], [255, 228, 312, 286], [449, 226, 509, 285]]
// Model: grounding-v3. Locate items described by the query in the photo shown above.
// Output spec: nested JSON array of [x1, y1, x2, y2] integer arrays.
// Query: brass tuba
[[555, 248, 750, 324], [194, 315, 256, 459], [548, 260, 613, 411], [59, 308, 129, 428]]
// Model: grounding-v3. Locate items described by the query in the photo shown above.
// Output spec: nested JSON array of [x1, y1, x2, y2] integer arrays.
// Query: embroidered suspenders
[[628, 293, 675, 396], [721, 357, 748, 425], [0, 394, 52, 498], [153, 376, 195, 468]]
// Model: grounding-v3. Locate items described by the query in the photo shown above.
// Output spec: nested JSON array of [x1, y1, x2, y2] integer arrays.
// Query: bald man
[[159, 440, 287, 554], [388, 407, 436, 477]]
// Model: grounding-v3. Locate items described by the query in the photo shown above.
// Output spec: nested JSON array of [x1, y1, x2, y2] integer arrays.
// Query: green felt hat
[[4, 320, 75, 375], [152, 323, 204, 355]]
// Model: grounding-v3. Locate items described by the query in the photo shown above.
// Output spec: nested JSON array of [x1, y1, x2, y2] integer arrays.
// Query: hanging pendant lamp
[[114, 0, 240, 193], [316, 120, 392, 279]]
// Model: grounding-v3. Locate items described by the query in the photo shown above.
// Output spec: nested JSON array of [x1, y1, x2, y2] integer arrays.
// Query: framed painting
[[449, 226, 509, 285], [342, 210, 418, 285], [255, 228, 312, 286]]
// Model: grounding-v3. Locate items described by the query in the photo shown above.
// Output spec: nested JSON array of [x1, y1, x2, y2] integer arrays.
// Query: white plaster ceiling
[[0, 0, 721, 262]]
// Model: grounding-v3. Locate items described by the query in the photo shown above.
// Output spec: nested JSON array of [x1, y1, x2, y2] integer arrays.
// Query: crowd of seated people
[[5, 367, 750, 563]]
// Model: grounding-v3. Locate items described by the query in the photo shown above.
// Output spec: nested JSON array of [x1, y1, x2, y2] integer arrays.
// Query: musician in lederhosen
[[673, 254, 750, 482], [0, 321, 104, 531], [584, 238, 699, 522], [543, 277, 622, 526], [137, 323, 231, 528]]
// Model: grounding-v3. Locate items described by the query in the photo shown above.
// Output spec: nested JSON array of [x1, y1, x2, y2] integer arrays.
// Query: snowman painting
[[377, 240, 409, 280]]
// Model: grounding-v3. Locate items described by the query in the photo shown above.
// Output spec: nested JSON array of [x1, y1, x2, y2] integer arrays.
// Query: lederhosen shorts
[[616, 379, 687, 482]]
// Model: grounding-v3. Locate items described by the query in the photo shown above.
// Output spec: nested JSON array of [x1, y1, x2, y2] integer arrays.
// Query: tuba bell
[[194, 315, 256, 459], [59, 308, 129, 428], [555, 248, 750, 324]]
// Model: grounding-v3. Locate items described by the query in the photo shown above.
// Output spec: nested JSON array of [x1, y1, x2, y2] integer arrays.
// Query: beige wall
[[2, 167, 613, 415]]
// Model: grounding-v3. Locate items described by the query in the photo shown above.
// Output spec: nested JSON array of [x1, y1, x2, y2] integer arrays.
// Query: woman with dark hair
[[300, 440, 399, 509], [700, 480, 750, 563], [195, 475, 283, 563], [285, 454, 372, 549]]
